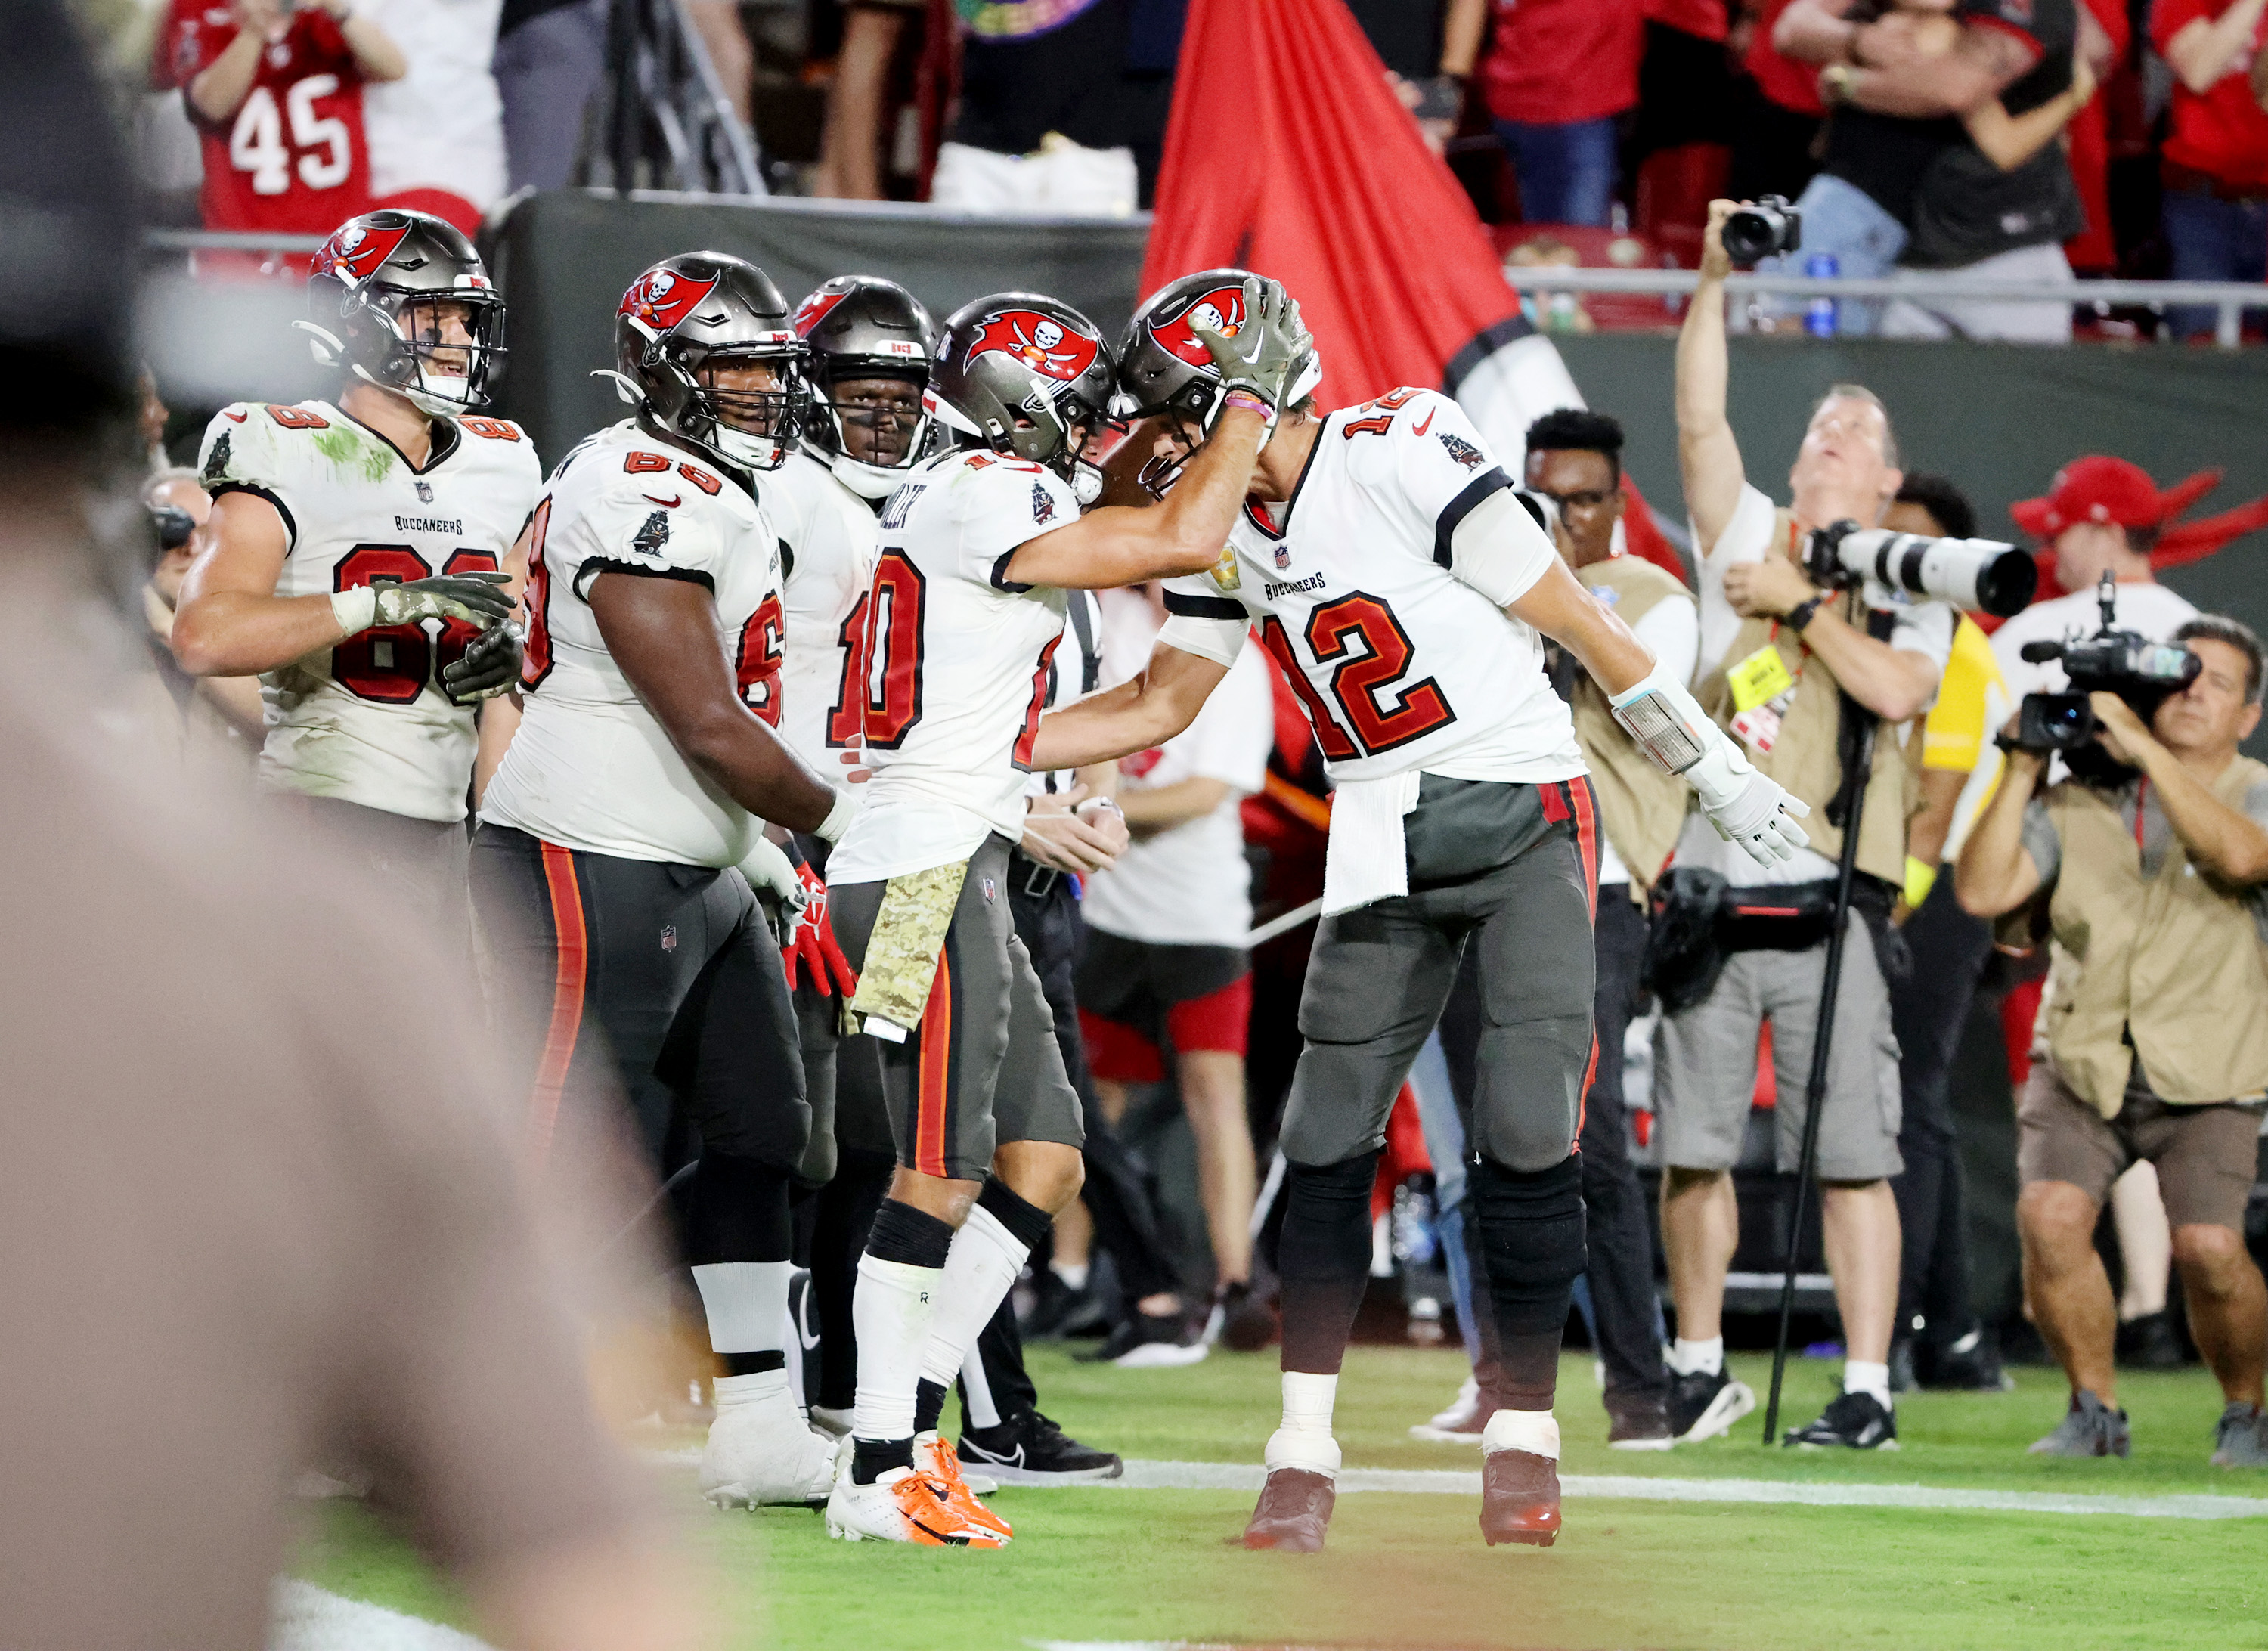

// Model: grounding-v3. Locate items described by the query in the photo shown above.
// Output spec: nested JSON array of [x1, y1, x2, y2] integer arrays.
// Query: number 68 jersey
[[197, 398, 542, 821], [479, 421, 786, 869], [1160, 389, 1585, 788]]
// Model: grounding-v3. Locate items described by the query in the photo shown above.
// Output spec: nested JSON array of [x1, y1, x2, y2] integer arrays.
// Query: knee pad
[[1278, 1151, 1383, 1283], [1470, 1154, 1587, 1335]]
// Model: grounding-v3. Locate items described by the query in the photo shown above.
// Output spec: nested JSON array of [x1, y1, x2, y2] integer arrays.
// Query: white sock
[[713, 1367, 792, 1411], [1844, 1361, 1892, 1408], [1480, 1408, 1560, 1460], [1668, 1336, 1724, 1377], [1054, 1260, 1089, 1290], [916, 1205, 1029, 1392], [691, 1260, 792, 1355], [850, 1253, 943, 1442], [1265, 1371, 1342, 1476]]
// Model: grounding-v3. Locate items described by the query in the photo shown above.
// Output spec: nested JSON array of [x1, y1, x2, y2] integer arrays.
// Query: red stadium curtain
[[1147, 0, 1692, 586]]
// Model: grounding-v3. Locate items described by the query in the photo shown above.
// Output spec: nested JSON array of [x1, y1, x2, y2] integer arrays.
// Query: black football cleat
[[1241, 1467, 1335, 1551], [1783, 1390, 1898, 1450], [1479, 1448, 1562, 1547], [959, 1409, 1123, 1485]]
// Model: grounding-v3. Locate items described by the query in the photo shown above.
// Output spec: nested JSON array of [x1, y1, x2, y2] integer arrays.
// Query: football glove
[[1192, 276, 1312, 414], [442, 622, 523, 705], [370, 569, 516, 630], [782, 861, 858, 997], [739, 835, 809, 947], [1686, 742, 1811, 868]]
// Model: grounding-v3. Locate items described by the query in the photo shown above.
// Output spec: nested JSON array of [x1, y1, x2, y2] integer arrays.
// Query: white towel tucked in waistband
[[1321, 770, 1422, 917]]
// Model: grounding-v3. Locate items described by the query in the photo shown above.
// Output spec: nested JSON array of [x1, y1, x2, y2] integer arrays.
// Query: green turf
[[301, 1345, 2268, 1650]]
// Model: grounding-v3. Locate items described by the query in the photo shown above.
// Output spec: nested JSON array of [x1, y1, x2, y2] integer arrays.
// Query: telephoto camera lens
[[1808, 524, 2038, 617], [1721, 196, 1802, 264]]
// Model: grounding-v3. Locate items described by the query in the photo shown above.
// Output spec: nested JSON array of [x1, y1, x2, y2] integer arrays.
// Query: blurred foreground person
[[0, 17, 703, 1649]]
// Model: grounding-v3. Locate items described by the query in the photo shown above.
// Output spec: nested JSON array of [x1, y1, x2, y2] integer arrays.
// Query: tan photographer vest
[[2042, 756, 2268, 1118], [1569, 555, 1694, 899], [1693, 510, 1913, 887]]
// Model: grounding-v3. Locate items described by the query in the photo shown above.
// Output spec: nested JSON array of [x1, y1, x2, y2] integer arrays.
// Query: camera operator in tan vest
[[1655, 200, 1954, 1452], [1524, 406, 1697, 1445], [1956, 618, 2268, 1467]]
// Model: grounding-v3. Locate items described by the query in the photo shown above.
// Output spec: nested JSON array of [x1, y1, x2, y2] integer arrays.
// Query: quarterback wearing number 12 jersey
[[194, 397, 539, 820]]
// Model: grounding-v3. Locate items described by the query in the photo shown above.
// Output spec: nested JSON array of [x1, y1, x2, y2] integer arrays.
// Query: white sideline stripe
[[269, 1581, 494, 1651], [640, 1447, 2268, 1521]]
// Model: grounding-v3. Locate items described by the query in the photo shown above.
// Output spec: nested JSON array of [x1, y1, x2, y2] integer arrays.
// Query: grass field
[[299, 1344, 2268, 1651]]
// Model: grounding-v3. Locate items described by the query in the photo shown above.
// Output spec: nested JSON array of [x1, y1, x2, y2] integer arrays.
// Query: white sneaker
[[1409, 1376, 1484, 1442], [824, 1460, 1007, 1547], [699, 1371, 837, 1507]]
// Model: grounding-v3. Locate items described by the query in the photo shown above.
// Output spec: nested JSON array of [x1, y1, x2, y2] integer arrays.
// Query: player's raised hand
[[441, 621, 523, 704], [369, 569, 517, 630], [1194, 276, 1306, 413]]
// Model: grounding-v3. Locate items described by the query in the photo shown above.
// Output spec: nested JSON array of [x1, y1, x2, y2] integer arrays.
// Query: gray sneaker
[[2210, 1402, 2268, 1467], [2029, 1389, 2130, 1457]]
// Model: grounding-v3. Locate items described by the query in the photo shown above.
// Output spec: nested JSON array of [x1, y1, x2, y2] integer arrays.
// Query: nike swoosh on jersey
[[1411, 407, 1436, 436], [643, 493, 683, 508]]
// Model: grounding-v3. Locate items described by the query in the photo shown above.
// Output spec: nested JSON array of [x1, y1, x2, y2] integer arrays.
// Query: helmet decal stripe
[[619, 269, 721, 334], [966, 310, 1101, 383]]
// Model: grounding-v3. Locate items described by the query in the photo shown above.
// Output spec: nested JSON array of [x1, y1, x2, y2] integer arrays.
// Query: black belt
[[1007, 848, 1061, 898]]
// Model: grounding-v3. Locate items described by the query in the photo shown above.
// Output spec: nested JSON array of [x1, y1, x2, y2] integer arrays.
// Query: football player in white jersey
[[471, 252, 857, 1513], [819, 280, 1311, 1547], [173, 209, 533, 940], [1032, 270, 1811, 1555]]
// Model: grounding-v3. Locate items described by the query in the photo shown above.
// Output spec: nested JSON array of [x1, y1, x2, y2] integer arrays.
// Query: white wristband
[[812, 786, 858, 845], [330, 585, 377, 637]]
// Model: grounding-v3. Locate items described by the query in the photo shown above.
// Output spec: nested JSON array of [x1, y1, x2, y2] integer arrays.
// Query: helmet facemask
[[807, 367, 932, 499], [627, 338, 804, 473], [324, 287, 507, 417]]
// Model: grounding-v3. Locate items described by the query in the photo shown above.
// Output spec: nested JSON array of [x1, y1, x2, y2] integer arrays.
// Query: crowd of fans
[[75, 0, 2268, 332]]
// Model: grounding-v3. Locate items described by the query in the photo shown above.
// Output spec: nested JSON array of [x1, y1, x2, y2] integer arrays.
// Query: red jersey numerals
[[1012, 633, 1064, 771], [736, 593, 786, 726], [333, 545, 433, 703], [228, 75, 352, 197], [1340, 387, 1422, 441], [459, 417, 519, 441], [623, 451, 723, 494], [267, 404, 329, 429], [826, 591, 870, 747], [1258, 593, 1455, 760], [858, 552, 927, 748], [520, 500, 556, 689], [333, 544, 510, 704]]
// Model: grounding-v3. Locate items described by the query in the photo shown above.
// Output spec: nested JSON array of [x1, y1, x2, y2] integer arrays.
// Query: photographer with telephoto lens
[[1956, 618, 2268, 1467]]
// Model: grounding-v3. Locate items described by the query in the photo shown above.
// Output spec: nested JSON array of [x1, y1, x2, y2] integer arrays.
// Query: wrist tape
[[813, 785, 857, 845], [330, 585, 378, 637]]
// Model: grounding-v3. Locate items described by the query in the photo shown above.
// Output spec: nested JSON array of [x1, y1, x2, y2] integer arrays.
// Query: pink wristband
[[1223, 390, 1272, 419]]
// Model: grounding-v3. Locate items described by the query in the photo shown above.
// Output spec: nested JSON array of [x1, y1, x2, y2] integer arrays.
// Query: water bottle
[[1805, 252, 1840, 338]]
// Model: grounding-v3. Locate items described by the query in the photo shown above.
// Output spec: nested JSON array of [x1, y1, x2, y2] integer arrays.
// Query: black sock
[[851, 1436, 914, 1485], [1470, 1153, 1586, 1412], [978, 1176, 1056, 1251], [914, 1377, 949, 1435], [720, 1349, 788, 1377], [1275, 1151, 1382, 1374], [866, 1197, 956, 1269], [685, 1150, 792, 1267]]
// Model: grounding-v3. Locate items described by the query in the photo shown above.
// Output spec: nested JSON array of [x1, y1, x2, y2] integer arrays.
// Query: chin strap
[[590, 367, 644, 407]]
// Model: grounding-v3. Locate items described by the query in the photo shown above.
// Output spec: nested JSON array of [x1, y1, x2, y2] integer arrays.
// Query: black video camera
[[1722, 195, 1802, 264], [2010, 573, 2200, 784]]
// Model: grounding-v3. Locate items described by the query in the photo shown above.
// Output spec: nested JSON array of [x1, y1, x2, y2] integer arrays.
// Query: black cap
[[0, 2, 138, 435]]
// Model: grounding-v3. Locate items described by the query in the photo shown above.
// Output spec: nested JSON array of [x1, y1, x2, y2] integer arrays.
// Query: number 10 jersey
[[197, 398, 541, 821], [1161, 389, 1584, 787]]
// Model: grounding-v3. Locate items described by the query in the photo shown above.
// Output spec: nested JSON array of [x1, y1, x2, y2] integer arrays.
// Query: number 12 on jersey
[[1256, 592, 1455, 761]]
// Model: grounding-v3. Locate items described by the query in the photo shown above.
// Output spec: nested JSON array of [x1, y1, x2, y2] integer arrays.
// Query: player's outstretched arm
[[1676, 201, 1750, 558], [1511, 557, 1810, 867], [587, 572, 852, 839], [1030, 642, 1229, 771]]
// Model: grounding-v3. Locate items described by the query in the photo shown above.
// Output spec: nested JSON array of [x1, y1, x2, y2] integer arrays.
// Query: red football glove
[[783, 861, 859, 997]]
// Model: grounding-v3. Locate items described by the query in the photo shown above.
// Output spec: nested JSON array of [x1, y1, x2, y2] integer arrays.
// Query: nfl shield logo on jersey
[[415, 480, 434, 503], [981, 877, 997, 903], [660, 925, 678, 953], [1273, 543, 1292, 570]]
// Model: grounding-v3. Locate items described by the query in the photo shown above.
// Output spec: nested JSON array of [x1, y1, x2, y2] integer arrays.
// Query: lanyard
[[2133, 776, 2149, 854]]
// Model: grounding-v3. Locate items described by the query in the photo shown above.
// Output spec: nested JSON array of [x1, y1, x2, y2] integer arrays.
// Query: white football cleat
[[825, 1460, 1008, 1547], [699, 1371, 836, 1508]]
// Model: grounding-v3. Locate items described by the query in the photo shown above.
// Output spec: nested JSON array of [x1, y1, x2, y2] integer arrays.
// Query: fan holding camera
[[1954, 615, 2268, 1467]]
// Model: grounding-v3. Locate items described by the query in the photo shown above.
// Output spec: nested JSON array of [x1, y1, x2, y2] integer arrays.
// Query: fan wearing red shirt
[[1479, 0, 1646, 225], [2153, 0, 2268, 335], [155, 0, 405, 268]]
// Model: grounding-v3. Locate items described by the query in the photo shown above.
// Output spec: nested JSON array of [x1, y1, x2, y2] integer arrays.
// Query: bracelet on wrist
[[1222, 390, 1272, 418], [1784, 596, 1824, 633]]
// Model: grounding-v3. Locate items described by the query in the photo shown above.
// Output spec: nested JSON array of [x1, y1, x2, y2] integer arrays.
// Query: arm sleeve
[[956, 460, 1082, 593], [2020, 795, 2062, 886], [1446, 485, 1557, 607], [1631, 592, 1700, 687], [569, 480, 728, 600], [1160, 573, 1253, 668]]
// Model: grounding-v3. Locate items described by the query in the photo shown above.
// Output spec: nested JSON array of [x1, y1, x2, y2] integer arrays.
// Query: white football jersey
[[195, 398, 541, 822], [825, 448, 1076, 886], [1160, 389, 1583, 786], [766, 451, 879, 774], [479, 421, 785, 867], [1025, 587, 1105, 799]]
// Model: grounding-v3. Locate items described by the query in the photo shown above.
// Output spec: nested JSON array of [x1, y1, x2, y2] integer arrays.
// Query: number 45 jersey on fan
[[481, 421, 786, 869], [197, 399, 541, 820], [1160, 387, 1583, 787]]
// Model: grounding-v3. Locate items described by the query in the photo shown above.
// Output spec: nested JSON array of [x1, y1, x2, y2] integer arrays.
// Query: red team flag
[[1145, 0, 1688, 582]]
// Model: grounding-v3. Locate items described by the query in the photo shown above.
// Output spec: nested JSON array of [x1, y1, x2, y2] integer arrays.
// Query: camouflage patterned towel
[[849, 860, 968, 1040]]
